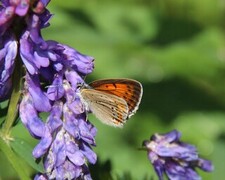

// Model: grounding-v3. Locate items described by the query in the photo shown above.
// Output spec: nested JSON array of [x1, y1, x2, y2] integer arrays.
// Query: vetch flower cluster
[[1, 0, 97, 179], [142, 130, 214, 180]]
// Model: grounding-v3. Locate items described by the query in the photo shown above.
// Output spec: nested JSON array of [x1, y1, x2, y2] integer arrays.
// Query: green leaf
[[10, 138, 45, 173], [0, 138, 30, 180]]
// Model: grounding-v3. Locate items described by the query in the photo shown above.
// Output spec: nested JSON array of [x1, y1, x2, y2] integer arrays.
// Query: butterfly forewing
[[89, 79, 143, 117]]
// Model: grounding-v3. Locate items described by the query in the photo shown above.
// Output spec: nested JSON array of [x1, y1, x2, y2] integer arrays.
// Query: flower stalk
[[1, 56, 23, 140]]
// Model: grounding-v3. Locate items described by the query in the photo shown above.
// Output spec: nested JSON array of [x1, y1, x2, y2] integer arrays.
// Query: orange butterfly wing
[[89, 79, 143, 118]]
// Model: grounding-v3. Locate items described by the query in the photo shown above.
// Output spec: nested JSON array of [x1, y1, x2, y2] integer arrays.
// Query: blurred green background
[[1, 0, 225, 179]]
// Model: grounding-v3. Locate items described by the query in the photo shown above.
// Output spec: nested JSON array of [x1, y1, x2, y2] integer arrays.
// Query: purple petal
[[152, 130, 181, 143], [62, 45, 94, 74], [63, 80, 76, 102], [66, 141, 85, 166], [40, 0, 51, 7], [148, 152, 164, 180], [165, 160, 201, 180], [155, 144, 198, 161], [44, 151, 55, 173], [81, 143, 97, 164], [19, 93, 46, 138], [0, 35, 17, 83], [33, 127, 52, 158], [197, 158, 214, 172], [14, 0, 29, 16], [55, 161, 82, 180], [47, 75, 64, 101], [55, 167, 64, 180], [34, 174, 48, 180], [46, 101, 63, 133], [65, 70, 84, 89], [52, 130, 66, 166], [33, 51, 50, 68], [63, 108, 79, 138], [67, 97, 84, 115], [20, 31, 38, 74], [0, 78, 11, 100], [63, 161, 82, 179], [26, 74, 51, 112], [0, 6, 15, 26], [78, 118, 96, 145]]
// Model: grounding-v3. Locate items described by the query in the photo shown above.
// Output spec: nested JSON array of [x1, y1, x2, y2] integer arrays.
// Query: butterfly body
[[79, 79, 143, 127]]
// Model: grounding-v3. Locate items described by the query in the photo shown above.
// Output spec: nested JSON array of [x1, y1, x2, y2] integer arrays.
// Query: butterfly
[[79, 78, 143, 127]]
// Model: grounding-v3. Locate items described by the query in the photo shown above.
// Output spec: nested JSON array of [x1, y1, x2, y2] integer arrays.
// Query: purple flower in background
[[142, 130, 214, 180], [1, 0, 96, 179]]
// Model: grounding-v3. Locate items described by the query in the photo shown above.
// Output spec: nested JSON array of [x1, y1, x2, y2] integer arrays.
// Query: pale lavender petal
[[79, 119, 96, 145], [20, 31, 38, 74], [65, 70, 84, 89], [67, 97, 84, 115], [52, 130, 66, 166], [33, 127, 52, 158], [155, 144, 198, 161], [47, 75, 64, 101], [26, 74, 51, 112], [197, 158, 214, 172], [165, 160, 201, 180], [0, 35, 17, 83], [19, 93, 45, 138], [152, 130, 181, 143], [44, 151, 55, 174], [34, 174, 48, 180], [63, 106, 79, 138], [66, 142, 85, 166], [148, 152, 164, 180], [33, 51, 50, 68], [55, 161, 82, 180], [46, 101, 63, 133], [62, 45, 94, 74], [81, 143, 97, 164]]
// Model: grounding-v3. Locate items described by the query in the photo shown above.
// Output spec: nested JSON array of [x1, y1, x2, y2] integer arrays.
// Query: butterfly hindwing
[[80, 89, 129, 127]]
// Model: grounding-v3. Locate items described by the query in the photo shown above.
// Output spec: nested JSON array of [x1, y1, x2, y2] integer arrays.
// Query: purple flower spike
[[1, 0, 97, 179], [142, 130, 214, 180]]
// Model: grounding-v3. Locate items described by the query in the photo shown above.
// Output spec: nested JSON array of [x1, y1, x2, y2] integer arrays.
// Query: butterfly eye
[[77, 81, 90, 90], [77, 82, 84, 89]]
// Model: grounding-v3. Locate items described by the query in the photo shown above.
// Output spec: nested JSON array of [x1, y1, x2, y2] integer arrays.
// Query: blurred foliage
[[1, 0, 225, 179]]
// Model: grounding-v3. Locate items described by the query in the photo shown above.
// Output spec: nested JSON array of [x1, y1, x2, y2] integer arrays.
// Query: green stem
[[0, 138, 30, 180], [1, 58, 22, 139]]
